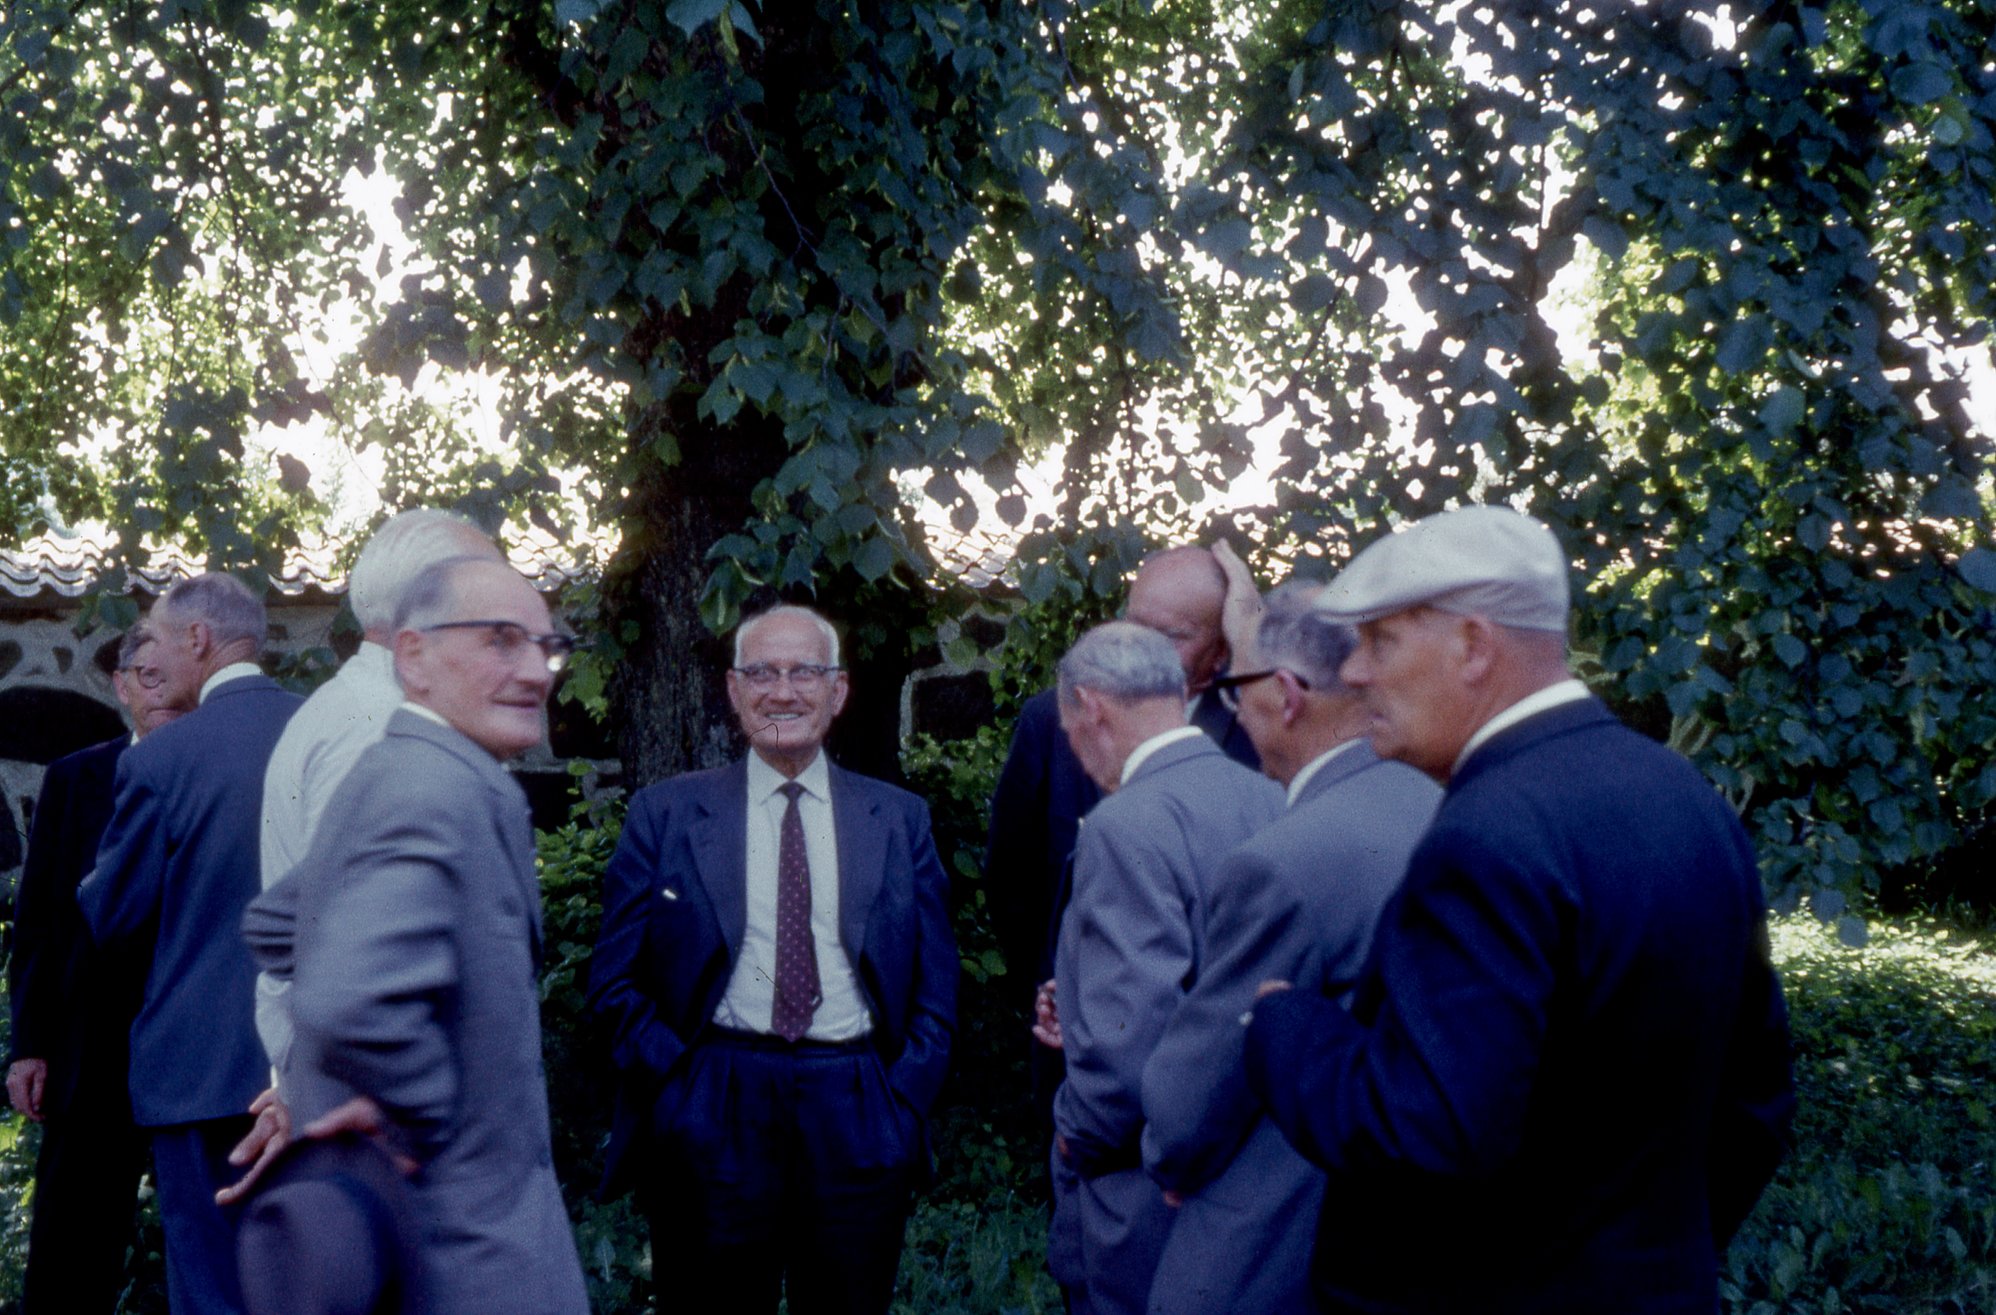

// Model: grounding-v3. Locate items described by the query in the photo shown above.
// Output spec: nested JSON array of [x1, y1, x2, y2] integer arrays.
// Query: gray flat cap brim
[[1316, 505, 1571, 631]]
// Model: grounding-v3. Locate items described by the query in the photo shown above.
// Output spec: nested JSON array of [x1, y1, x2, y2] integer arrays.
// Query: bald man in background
[[985, 545, 1261, 1148]]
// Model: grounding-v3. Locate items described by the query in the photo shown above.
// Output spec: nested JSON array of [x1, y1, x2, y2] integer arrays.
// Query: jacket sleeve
[[75, 754, 166, 954], [9, 758, 81, 1061], [289, 789, 465, 1159], [887, 797, 957, 1117], [585, 795, 689, 1093], [984, 700, 1055, 994], [1706, 911, 1795, 1244], [1141, 844, 1291, 1193], [1055, 821, 1196, 1177], [1244, 836, 1561, 1178]]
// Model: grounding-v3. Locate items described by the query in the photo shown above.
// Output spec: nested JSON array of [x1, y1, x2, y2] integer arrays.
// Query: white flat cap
[[1316, 505, 1570, 631]]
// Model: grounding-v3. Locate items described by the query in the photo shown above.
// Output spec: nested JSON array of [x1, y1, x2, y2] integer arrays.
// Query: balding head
[[1125, 546, 1230, 695]]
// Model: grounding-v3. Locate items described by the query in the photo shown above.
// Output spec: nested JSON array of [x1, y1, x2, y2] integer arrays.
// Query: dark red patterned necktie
[[770, 781, 821, 1042]]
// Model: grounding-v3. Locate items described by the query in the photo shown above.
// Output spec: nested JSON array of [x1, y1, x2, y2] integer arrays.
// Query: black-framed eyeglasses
[[731, 663, 841, 692], [1211, 668, 1310, 692], [422, 620, 578, 673]]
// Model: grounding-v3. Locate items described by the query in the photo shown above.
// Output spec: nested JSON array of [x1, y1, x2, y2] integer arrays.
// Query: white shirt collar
[[199, 661, 264, 704], [1286, 738, 1364, 807], [1453, 678, 1592, 774], [747, 747, 832, 803], [1120, 724, 1205, 787], [398, 700, 451, 729]]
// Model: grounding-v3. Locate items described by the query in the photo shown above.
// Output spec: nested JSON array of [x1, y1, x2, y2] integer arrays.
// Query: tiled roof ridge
[[2, 527, 590, 600]]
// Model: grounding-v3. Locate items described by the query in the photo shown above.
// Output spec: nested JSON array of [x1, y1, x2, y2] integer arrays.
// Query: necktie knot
[[778, 781, 806, 804]]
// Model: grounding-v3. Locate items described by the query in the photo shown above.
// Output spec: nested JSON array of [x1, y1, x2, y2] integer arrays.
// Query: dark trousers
[[150, 1116, 254, 1315], [20, 1082, 150, 1313], [642, 1031, 919, 1315]]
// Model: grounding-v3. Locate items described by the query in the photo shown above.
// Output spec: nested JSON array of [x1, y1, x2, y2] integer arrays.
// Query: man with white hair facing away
[[1045, 621, 1283, 1315], [1243, 505, 1795, 1314]]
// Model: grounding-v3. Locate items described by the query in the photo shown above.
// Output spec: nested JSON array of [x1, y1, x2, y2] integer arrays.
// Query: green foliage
[[1727, 917, 1996, 1312]]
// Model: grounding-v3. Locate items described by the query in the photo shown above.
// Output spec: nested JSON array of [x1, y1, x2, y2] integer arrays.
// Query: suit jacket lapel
[[689, 761, 750, 957], [830, 765, 885, 964]]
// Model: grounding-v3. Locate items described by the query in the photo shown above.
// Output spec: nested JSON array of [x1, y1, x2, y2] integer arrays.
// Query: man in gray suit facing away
[[1140, 584, 1441, 1315], [243, 556, 588, 1315], [1045, 622, 1284, 1315]]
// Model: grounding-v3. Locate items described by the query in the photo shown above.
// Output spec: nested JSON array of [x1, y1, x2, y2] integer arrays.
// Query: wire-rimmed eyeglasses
[[731, 663, 841, 692], [421, 620, 578, 674]]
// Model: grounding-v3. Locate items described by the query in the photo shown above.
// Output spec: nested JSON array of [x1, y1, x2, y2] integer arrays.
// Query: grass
[[0, 912, 1990, 1313]]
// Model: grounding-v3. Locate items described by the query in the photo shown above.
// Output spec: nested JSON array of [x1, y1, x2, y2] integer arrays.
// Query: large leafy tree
[[4, 0, 1992, 905]]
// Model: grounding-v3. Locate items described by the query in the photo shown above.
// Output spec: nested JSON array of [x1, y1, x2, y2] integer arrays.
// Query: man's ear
[[392, 628, 427, 696], [1458, 615, 1500, 686], [185, 618, 213, 661], [1278, 671, 1311, 727]]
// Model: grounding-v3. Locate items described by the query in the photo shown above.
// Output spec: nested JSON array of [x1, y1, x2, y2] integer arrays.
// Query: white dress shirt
[[254, 642, 404, 1072], [1286, 738, 1365, 807], [199, 661, 265, 703], [713, 751, 872, 1041], [1453, 677, 1593, 774]]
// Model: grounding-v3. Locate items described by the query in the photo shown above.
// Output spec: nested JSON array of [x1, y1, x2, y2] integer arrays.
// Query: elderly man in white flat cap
[[1242, 504, 1795, 1315]]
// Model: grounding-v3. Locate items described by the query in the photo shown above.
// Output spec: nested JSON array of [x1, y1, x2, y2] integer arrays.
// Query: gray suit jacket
[[1139, 742, 1440, 1315], [1049, 733, 1284, 1315], [247, 710, 587, 1315]]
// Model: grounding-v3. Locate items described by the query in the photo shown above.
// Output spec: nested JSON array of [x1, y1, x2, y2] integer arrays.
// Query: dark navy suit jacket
[[78, 674, 301, 1127], [8, 735, 141, 1114], [588, 755, 957, 1191], [1245, 698, 1794, 1314]]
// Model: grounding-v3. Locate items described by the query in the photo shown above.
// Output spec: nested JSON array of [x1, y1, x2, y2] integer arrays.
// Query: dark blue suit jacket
[[588, 756, 957, 1191], [78, 675, 301, 1127], [1245, 698, 1794, 1314], [8, 735, 142, 1114]]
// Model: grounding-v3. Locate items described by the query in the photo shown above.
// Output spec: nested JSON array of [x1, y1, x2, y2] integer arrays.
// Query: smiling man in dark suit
[[589, 604, 956, 1315], [7, 627, 192, 1313], [1244, 506, 1795, 1314], [78, 574, 302, 1315]]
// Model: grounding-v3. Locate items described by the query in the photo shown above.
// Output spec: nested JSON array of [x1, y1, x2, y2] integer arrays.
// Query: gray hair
[[115, 626, 153, 669], [158, 573, 266, 650], [734, 605, 842, 667], [1255, 581, 1357, 693], [1057, 621, 1186, 705], [350, 508, 495, 632], [391, 555, 499, 634]]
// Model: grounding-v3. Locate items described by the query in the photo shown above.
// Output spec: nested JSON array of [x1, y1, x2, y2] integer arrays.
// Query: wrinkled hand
[[1032, 978, 1063, 1050], [1212, 540, 1265, 664], [6, 1059, 48, 1122], [1163, 1188, 1185, 1208], [303, 1096, 419, 1178], [215, 1086, 291, 1206]]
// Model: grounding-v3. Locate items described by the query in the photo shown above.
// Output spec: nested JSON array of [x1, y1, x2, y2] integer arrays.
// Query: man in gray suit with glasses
[[1140, 583, 1440, 1315]]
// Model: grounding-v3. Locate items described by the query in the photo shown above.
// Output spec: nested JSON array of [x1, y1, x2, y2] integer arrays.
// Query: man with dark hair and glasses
[[1138, 583, 1439, 1315], [7, 626, 192, 1313], [241, 554, 588, 1315], [590, 603, 956, 1315]]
